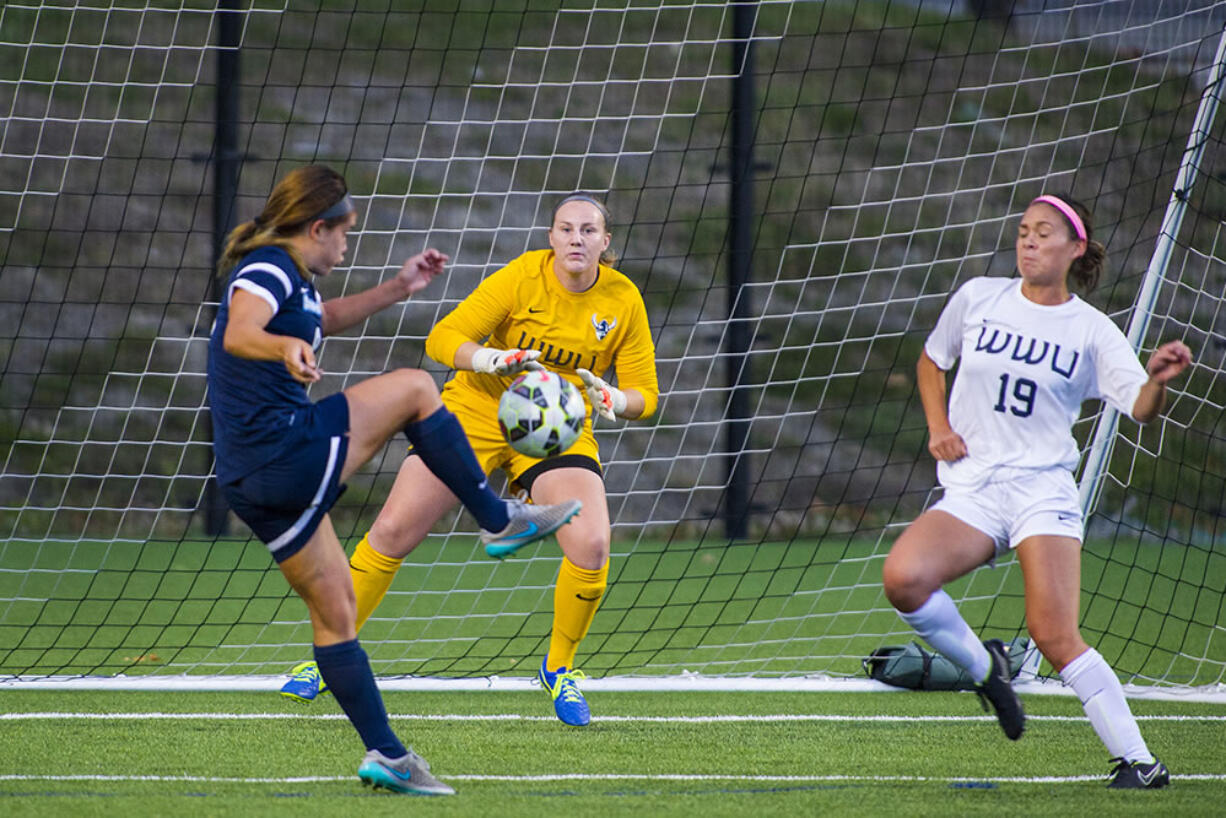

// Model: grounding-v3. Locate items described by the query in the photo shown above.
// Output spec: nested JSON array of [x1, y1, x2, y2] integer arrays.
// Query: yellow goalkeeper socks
[[546, 556, 609, 671], [349, 533, 403, 633]]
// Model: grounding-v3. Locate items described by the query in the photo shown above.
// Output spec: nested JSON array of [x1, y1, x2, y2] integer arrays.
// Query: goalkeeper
[[881, 194, 1191, 789], [207, 165, 579, 795], [280, 193, 659, 727]]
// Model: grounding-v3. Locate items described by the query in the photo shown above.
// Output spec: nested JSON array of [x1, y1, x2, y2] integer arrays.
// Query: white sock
[[897, 589, 991, 682], [1060, 648, 1154, 763]]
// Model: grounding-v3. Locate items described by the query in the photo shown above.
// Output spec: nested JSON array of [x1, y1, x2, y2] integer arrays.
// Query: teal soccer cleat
[[280, 660, 328, 704], [482, 498, 581, 559], [358, 748, 455, 796], [538, 657, 591, 727]]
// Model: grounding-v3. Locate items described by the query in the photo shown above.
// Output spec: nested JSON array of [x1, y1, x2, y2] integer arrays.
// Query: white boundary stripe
[[4, 674, 1226, 702], [1, 773, 1223, 784], [2, 712, 1223, 723]]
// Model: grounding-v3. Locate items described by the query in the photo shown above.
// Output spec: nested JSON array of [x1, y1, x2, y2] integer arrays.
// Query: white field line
[[0, 773, 1224, 784], [2, 712, 1224, 723], [3, 676, 1225, 704]]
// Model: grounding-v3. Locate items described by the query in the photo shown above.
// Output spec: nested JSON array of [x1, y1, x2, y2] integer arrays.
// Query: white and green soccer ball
[[498, 369, 585, 458]]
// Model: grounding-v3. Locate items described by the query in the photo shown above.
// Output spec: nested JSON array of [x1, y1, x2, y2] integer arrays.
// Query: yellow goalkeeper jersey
[[426, 249, 658, 418]]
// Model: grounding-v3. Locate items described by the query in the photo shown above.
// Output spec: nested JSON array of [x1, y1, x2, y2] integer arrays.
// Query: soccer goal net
[[2, 0, 1224, 693]]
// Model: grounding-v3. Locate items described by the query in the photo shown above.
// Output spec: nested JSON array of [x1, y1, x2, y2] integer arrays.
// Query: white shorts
[[931, 467, 1083, 557]]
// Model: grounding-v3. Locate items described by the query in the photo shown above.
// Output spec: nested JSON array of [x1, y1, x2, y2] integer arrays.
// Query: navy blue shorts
[[220, 392, 350, 563]]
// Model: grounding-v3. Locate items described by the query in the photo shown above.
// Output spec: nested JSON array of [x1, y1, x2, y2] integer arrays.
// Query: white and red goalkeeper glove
[[470, 347, 543, 376], [576, 368, 626, 421]]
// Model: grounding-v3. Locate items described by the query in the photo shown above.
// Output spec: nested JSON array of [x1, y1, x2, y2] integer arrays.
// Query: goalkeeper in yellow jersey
[[281, 194, 659, 726]]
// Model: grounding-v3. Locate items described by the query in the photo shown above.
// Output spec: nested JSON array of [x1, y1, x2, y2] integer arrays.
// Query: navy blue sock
[[313, 639, 405, 758], [406, 407, 509, 531]]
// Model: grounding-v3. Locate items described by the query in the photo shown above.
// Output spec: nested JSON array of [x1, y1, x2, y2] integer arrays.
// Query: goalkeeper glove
[[470, 347, 543, 375], [576, 368, 627, 421]]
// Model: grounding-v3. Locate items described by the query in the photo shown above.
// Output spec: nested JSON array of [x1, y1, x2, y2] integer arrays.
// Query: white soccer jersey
[[924, 276, 1149, 489]]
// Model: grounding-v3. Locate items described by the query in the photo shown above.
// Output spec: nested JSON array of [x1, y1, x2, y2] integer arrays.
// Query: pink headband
[[1031, 195, 1087, 242]]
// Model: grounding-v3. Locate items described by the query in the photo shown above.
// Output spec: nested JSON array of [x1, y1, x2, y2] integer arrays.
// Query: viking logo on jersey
[[591, 314, 617, 341]]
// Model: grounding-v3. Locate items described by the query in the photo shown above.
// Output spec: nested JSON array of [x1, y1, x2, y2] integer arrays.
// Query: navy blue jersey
[[207, 246, 325, 485]]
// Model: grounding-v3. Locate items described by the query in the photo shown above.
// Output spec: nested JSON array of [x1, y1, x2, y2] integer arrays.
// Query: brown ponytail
[[216, 165, 350, 277]]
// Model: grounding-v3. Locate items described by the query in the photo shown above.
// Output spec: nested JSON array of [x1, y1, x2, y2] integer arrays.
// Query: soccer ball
[[498, 369, 585, 458]]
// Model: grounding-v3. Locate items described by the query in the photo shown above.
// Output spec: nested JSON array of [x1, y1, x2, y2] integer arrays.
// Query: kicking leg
[[342, 368, 506, 531], [883, 510, 1023, 739], [882, 510, 996, 677]]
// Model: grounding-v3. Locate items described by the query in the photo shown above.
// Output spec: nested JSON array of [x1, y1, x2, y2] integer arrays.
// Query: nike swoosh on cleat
[[366, 761, 415, 784], [507, 523, 538, 542]]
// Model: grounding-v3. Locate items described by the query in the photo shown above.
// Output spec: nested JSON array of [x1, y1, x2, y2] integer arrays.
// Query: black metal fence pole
[[724, 1, 756, 540], [203, 0, 241, 536]]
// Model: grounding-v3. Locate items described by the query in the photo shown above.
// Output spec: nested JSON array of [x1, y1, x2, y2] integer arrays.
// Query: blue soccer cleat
[[280, 660, 328, 704], [482, 498, 581, 559], [538, 657, 591, 727], [358, 748, 455, 796]]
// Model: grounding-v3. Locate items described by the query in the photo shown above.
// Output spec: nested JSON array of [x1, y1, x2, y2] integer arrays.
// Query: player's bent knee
[[388, 368, 442, 417], [368, 515, 428, 559], [400, 367, 440, 396], [568, 526, 610, 567], [306, 588, 358, 641], [1030, 628, 1087, 670], [881, 553, 933, 612]]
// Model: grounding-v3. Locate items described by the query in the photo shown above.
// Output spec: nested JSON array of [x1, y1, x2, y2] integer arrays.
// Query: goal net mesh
[[2, 0, 1224, 688]]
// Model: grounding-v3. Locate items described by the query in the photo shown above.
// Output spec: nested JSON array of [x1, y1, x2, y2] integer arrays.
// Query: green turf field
[[0, 689, 1223, 816], [3, 535, 1223, 814]]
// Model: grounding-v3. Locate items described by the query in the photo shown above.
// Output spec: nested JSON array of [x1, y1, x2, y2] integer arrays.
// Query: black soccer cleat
[[1106, 757, 1170, 789], [975, 638, 1025, 740]]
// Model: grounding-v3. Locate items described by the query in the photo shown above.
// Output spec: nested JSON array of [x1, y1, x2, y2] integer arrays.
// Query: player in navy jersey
[[881, 194, 1191, 789], [206, 165, 579, 795]]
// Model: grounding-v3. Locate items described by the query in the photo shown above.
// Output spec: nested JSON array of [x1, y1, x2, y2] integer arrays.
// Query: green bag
[[862, 636, 1032, 691]]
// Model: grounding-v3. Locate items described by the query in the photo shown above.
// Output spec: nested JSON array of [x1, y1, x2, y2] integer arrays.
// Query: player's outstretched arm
[[321, 248, 449, 336], [1132, 339, 1193, 423]]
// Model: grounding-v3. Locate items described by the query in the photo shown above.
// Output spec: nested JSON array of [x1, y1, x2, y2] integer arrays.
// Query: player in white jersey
[[881, 194, 1191, 789]]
